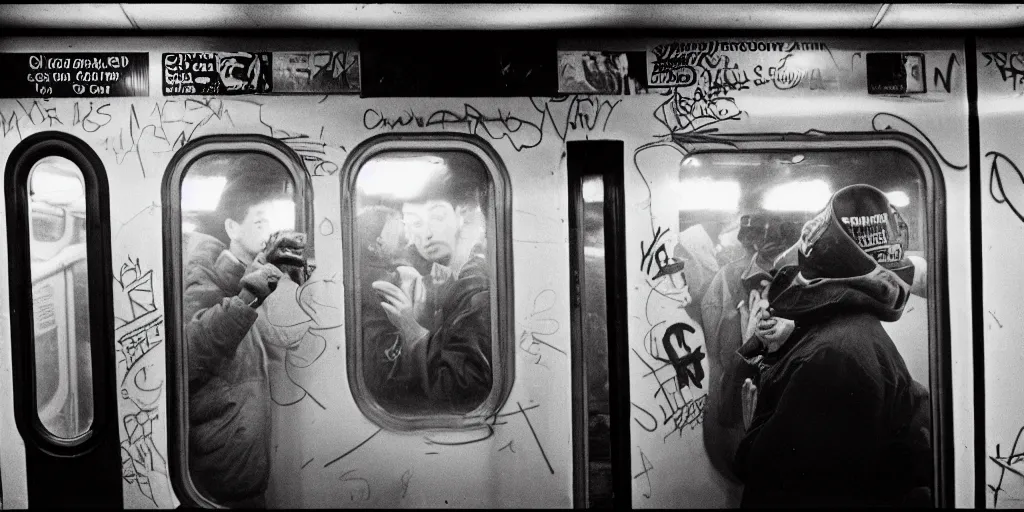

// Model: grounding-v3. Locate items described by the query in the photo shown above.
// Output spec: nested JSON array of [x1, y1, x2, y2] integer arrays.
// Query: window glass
[[178, 150, 311, 507], [581, 175, 612, 507], [351, 150, 498, 419], [672, 148, 933, 501], [28, 156, 93, 439]]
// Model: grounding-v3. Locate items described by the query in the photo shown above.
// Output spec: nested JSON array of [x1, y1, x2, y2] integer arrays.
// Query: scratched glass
[[28, 156, 93, 439], [352, 150, 497, 420], [672, 149, 932, 493], [580, 174, 612, 507], [178, 151, 304, 507]]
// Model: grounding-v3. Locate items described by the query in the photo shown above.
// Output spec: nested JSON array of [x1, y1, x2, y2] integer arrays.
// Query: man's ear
[[224, 218, 239, 242]]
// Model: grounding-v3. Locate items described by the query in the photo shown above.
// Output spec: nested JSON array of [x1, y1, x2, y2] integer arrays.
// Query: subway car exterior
[[0, 3, 1022, 509]]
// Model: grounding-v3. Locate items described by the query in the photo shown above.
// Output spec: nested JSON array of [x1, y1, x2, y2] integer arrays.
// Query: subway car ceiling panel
[[0, 30, 1013, 509], [3, 4, 1024, 30]]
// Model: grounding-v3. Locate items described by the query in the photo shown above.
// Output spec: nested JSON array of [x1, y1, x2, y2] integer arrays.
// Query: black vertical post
[[601, 141, 631, 509], [965, 34, 986, 510]]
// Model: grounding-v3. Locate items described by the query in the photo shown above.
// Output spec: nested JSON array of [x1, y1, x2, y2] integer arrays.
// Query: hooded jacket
[[183, 233, 272, 505], [734, 185, 933, 507]]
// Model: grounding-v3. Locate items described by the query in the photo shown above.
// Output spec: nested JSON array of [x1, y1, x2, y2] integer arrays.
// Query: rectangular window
[[343, 134, 514, 431]]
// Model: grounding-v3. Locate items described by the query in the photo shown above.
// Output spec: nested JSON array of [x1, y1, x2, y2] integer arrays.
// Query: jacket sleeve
[[183, 266, 258, 387], [735, 346, 887, 507], [361, 293, 404, 399], [700, 268, 758, 481], [388, 280, 492, 413]]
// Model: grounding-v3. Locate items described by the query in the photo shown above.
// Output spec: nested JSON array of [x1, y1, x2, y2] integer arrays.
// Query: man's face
[[402, 200, 461, 263], [227, 200, 277, 260]]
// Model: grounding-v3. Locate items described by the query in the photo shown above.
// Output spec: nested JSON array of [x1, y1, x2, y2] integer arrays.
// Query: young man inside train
[[699, 211, 802, 484], [366, 156, 493, 415], [731, 184, 933, 507], [182, 159, 309, 508]]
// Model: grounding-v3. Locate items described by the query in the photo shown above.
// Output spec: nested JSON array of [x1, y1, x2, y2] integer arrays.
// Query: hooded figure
[[734, 184, 933, 507]]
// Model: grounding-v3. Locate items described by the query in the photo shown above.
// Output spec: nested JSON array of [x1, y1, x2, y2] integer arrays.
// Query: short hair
[[214, 154, 293, 223], [409, 151, 489, 211], [203, 154, 292, 242]]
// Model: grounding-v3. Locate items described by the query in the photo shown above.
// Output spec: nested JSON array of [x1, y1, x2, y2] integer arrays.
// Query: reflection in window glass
[[678, 149, 934, 505], [581, 175, 612, 508], [178, 151, 310, 507], [28, 156, 93, 439], [352, 150, 496, 418]]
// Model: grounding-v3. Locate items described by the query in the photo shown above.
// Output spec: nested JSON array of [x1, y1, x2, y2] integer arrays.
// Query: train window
[[163, 136, 313, 508], [28, 156, 93, 439], [581, 175, 612, 507], [651, 136, 946, 505], [342, 134, 513, 431], [5, 131, 114, 452]]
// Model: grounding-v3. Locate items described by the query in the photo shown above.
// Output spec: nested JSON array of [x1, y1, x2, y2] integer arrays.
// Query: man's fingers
[[748, 289, 761, 307], [380, 302, 399, 317], [371, 280, 403, 297]]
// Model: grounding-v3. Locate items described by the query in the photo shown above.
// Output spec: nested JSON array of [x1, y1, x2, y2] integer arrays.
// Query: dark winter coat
[[183, 233, 271, 504], [734, 263, 933, 508], [368, 245, 493, 414]]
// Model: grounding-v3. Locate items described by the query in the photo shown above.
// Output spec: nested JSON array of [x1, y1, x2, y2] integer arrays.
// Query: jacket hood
[[768, 184, 913, 322]]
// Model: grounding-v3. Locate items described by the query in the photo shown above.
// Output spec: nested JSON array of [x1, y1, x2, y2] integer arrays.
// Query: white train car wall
[[0, 33, 988, 509]]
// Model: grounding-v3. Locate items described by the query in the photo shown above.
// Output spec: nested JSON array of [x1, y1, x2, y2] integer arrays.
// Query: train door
[[554, 37, 972, 507], [0, 37, 577, 509], [977, 36, 1024, 509], [2, 132, 123, 508]]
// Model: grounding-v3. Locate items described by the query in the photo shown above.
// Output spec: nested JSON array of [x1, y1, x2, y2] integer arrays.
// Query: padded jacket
[[183, 234, 271, 504]]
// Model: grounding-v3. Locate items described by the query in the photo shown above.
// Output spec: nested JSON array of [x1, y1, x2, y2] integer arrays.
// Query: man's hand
[[265, 230, 310, 284], [755, 316, 796, 353], [372, 280, 429, 344], [742, 378, 758, 431], [742, 282, 771, 343], [240, 253, 284, 307], [396, 266, 427, 323]]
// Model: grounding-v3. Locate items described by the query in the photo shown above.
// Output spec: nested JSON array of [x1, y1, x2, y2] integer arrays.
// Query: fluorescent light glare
[[886, 190, 910, 208], [675, 178, 740, 211], [763, 180, 831, 212], [268, 199, 296, 233], [181, 176, 228, 212], [582, 176, 604, 203], [357, 156, 446, 200]]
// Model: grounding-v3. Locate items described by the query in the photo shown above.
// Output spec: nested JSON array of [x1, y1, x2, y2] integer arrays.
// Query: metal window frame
[[161, 134, 313, 509], [4, 130, 116, 454], [340, 132, 515, 432]]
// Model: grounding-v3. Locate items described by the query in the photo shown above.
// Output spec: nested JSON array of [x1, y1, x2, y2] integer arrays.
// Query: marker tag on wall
[[866, 52, 926, 95]]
